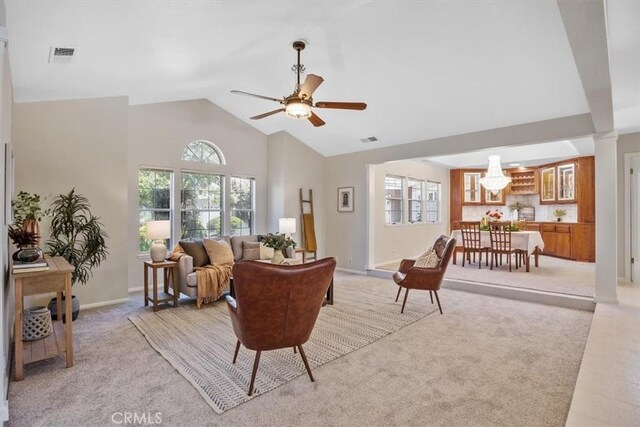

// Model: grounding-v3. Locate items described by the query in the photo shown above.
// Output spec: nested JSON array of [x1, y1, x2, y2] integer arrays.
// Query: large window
[[426, 181, 441, 223], [385, 175, 403, 224], [138, 169, 173, 252], [230, 176, 255, 236], [181, 172, 224, 239], [407, 178, 424, 224]]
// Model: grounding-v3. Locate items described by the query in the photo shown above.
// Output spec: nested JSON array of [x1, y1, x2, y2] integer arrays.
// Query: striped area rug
[[129, 278, 437, 413]]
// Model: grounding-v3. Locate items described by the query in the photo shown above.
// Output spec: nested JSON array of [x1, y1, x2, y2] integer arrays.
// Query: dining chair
[[488, 222, 520, 272], [460, 221, 489, 268]]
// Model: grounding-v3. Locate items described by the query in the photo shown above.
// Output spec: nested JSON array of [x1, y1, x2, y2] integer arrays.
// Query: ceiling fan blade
[[308, 111, 325, 127], [299, 74, 324, 99], [315, 101, 367, 110], [250, 108, 285, 120], [231, 90, 282, 103]]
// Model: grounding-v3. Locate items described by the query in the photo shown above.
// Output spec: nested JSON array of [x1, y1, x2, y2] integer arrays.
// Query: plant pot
[[12, 245, 43, 263], [22, 218, 40, 246], [47, 295, 80, 323], [271, 250, 285, 265], [556, 218, 562, 222]]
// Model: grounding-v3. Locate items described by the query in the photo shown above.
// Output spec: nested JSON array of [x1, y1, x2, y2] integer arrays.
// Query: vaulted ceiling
[[4, 1, 637, 156]]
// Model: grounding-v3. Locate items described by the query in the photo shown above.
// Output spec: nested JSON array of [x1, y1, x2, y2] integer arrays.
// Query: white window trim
[[230, 175, 256, 236]]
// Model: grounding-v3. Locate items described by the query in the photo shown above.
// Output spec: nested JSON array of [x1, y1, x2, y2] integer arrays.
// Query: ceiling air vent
[[360, 136, 378, 143], [49, 47, 75, 64]]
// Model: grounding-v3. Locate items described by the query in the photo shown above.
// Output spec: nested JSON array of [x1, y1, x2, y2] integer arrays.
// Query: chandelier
[[479, 155, 511, 191]]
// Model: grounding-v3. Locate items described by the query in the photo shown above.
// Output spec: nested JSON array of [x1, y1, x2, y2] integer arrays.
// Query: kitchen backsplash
[[461, 194, 578, 222]]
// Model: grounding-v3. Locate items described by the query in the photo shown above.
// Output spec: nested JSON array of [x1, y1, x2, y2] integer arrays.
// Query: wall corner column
[[594, 131, 619, 303]]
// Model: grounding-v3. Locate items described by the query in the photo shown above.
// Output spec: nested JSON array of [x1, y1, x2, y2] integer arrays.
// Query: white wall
[[267, 131, 326, 257], [617, 132, 640, 277], [370, 160, 449, 265], [13, 97, 129, 306], [0, 3, 11, 417], [127, 99, 268, 290]]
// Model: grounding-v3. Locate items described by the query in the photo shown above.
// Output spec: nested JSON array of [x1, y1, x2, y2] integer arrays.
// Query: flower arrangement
[[258, 233, 297, 251], [485, 210, 503, 221]]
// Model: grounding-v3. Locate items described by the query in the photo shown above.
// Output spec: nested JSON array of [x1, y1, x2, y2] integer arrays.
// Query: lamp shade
[[278, 218, 296, 234], [285, 100, 311, 119], [479, 155, 512, 191], [146, 220, 171, 240]]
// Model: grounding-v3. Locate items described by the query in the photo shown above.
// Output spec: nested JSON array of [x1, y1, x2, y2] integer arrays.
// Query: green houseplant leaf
[[46, 189, 109, 285]]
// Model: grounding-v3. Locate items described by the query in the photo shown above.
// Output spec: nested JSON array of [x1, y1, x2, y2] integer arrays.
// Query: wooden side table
[[143, 260, 179, 312], [14, 256, 74, 381]]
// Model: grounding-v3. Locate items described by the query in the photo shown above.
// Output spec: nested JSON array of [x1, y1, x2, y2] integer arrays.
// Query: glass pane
[[385, 176, 403, 199], [408, 179, 423, 200], [182, 141, 222, 164], [230, 210, 252, 236], [409, 201, 422, 223], [139, 169, 171, 209], [231, 177, 253, 210]]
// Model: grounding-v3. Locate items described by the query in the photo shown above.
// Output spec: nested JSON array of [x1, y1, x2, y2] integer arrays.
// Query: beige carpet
[[129, 286, 437, 413], [377, 255, 595, 297], [8, 272, 592, 426]]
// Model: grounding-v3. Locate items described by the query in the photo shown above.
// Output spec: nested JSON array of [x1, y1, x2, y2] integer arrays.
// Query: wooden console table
[[14, 256, 74, 381]]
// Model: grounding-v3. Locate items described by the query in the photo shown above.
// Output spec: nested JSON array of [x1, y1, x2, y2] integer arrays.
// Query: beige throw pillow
[[259, 243, 274, 260], [414, 249, 440, 268], [242, 241, 261, 261], [203, 238, 234, 266]]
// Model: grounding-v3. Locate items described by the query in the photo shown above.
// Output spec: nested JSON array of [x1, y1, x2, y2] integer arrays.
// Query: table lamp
[[278, 218, 296, 235], [146, 220, 171, 262]]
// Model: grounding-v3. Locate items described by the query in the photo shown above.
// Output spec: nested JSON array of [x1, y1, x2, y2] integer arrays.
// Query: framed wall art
[[337, 187, 354, 212]]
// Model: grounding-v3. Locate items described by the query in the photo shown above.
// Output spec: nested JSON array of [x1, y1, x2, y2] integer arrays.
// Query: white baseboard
[[79, 297, 129, 310], [593, 295, 619, 304], [335, 267, 367, 276], [128, 286, 144, 293]]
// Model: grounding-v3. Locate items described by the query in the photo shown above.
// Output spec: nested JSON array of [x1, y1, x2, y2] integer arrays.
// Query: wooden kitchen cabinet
[[540, 223, 571, 259]]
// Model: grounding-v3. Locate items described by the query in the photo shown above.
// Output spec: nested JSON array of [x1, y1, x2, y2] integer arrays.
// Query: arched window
[[182, 140, 225, 165]]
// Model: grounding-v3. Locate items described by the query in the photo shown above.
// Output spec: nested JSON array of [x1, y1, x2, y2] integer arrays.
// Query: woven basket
[[23, 306, 53, 341]]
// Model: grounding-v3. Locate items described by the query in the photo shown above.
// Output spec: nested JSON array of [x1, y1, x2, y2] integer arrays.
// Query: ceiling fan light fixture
[[479, 155, 512, 191], [285, 100, 311, 119]]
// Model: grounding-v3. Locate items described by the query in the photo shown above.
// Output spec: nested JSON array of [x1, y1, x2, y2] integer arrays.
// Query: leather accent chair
[[392, 235, 456, 314], [226, 257, 336, 396]]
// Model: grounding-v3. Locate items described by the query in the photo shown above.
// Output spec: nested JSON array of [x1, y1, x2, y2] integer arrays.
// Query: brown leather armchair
[[226, 257, 336, 396], [392, 235, 456, 314]]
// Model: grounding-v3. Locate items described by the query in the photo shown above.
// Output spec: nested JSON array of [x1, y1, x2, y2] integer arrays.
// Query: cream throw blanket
[[170, 244, 232, 309]]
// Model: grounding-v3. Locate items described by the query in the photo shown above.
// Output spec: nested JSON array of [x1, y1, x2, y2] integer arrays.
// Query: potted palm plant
[[45, 189, 109, 322]]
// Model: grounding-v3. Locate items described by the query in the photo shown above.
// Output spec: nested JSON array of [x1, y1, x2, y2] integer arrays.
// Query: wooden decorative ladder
[[298, 188, 317, 263]]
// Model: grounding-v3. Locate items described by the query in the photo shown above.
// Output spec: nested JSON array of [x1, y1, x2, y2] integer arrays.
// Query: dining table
[[450, 229, 545, 272]]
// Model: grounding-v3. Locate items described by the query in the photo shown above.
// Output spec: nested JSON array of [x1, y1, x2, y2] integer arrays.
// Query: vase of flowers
[[485, 210, 503, 222], [258, 233, 297, 264]]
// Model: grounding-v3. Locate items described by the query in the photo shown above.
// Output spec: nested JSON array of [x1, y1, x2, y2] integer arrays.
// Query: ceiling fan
[[231, 40, 367, 127]]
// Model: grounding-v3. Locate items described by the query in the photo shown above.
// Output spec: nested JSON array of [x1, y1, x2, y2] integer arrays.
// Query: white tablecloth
[[451, 230, 545, 254]]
